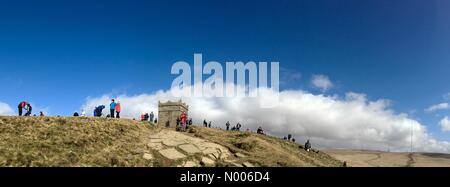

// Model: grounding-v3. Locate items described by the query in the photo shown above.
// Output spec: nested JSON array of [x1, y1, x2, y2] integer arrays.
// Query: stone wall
[[158, 100, 189, 128]]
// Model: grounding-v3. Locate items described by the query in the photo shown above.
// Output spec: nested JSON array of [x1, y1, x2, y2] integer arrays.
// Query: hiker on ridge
[[257, 126, 264, 135], [208, 121, 212, 128], [110, 99, 116, 118], [305, 139, 312, 152], [115, 101, 121, 118], [203, 119, 207, 127], [18, 101, 28, 116], [226, 121, 230, 131], [24, 103, 32, 116], [94, 105, 105, 117], [149, 112, 154, 122], [39, 111, 45, 117], [236, 123, 242, 131]]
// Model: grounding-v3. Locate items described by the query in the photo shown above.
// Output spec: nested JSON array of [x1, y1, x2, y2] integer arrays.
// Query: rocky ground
[[145, 129, 250, 167]]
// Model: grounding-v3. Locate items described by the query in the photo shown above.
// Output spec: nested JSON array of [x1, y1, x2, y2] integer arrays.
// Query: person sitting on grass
[[304, 139, 312, 152]]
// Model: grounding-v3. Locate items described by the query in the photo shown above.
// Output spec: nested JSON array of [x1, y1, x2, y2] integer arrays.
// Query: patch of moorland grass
[[0, 116, 155, 167], [190, 125, 342, 167]]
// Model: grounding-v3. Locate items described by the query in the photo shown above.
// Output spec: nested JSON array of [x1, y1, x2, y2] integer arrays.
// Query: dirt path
[[406, 153, 416, 167]]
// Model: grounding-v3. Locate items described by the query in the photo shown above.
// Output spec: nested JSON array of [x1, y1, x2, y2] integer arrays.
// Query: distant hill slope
[[324, 149, 450, 167], [0, 116, 342, 167]]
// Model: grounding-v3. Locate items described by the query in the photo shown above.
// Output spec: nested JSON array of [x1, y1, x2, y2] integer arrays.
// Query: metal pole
[[411, 123, 413, 153]]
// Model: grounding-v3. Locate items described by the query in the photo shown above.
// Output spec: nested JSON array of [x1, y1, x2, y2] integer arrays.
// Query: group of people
[[17, 101, 47, 117], [203, 120, 212, 128], [18, 101, 33, 116], [141, 111, 155, 123], [283, 134, 296, 143], [225, 121, 242, 131], [91, 99, 122, 118]]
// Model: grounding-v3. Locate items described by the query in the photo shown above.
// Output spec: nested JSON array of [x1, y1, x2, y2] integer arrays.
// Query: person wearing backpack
[[24, 103, 32, 116], [17, 101, 28, 116]]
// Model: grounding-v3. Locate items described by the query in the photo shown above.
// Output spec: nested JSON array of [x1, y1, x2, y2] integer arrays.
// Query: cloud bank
[[440, 117, 450, 132], [81, 86, 450, 153], [0, 102, 14, 116]]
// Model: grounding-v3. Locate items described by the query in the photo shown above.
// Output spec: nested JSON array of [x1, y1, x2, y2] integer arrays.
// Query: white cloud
[[311, 74, 333, 92], [440, 116, 450, 132], [0, 102, 14, 116], [425, 103, 449, 113], [81, 85, 450, 153]]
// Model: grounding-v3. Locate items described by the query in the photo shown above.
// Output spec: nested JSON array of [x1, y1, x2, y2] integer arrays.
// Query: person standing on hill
[[203, 119, 207, 127], [226, 121, 230, 131], [24, 103, 32, 116], [110, 99, 116, 118], [18, 101, 28, 116], [180, 112, 187, 131], [149, 112, 154, 122], [115, 101, 121, 118]]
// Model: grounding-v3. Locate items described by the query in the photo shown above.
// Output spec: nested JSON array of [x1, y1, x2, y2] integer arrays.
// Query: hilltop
[[0, 116, 342, 167]]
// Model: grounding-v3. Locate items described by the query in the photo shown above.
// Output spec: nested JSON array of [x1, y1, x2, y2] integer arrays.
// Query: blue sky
[[1, 0, 450, 146]]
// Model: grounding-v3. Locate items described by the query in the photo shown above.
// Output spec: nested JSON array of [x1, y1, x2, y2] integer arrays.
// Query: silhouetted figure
[[208, 121, 212, 128], [305, 139, 312, 152], [288, 134, 292, 141], [73, 112, 79, 117], [226, 121, 230, 131], [257, 127, 264, 135], [165, 121, 170, 128], [18, 101, 28, 116], [203, 120, 207, 127], [149, 112, 154, 122], [24, 104, 32, 116], [236, 123, 242, 131]]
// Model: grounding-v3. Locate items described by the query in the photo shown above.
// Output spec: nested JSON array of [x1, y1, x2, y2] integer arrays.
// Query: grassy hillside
[[0, 116, 343, 167], [191, 127, 342, 167], [0, 116, 153, 167]]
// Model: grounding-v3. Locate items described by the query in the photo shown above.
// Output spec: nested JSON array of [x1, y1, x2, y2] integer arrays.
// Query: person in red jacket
[[180, 112, 187, 131], [17, 101, 28, 116], [115, 101, 121, 118]]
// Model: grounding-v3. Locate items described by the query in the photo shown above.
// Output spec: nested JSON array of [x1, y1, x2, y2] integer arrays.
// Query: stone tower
[[158, 100, 189, 128]]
